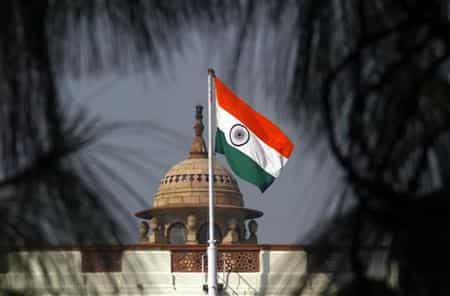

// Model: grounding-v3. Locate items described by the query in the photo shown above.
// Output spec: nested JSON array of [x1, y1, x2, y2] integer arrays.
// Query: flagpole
[[207, 68, 218, 296]]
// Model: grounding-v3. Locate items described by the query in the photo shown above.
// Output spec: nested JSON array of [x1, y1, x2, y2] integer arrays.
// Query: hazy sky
[[69, 31, 344, 244]]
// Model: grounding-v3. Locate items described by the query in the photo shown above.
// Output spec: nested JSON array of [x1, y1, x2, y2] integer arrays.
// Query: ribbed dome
[[153, 158, 243, 208]]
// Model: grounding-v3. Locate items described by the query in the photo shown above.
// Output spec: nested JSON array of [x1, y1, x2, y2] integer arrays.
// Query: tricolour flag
[[214, 77, 294, 192]]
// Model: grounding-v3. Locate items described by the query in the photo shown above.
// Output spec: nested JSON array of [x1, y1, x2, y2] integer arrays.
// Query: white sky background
[[67, 30, 346, 244]]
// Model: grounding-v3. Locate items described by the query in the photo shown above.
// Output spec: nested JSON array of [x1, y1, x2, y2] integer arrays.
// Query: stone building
[[0, 105, 348, 295]]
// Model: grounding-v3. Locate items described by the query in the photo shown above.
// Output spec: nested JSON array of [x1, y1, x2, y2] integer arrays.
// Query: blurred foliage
[[1, 0, 450, 295], [0, 0, 230, 245], [202, 0, 450, 295], [242, 1, 450, 295]]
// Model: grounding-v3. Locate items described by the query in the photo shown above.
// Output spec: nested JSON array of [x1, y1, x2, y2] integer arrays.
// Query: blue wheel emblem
[[229, 124, 250, 147]]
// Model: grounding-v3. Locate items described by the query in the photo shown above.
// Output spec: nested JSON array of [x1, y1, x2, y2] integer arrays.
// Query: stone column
[[185, 214, 198, 244], [138, 221, 149, 243], [222, 218, 239, 244], [246, 220, 258, 244], [148, 217, 164, 243], [240, 222, 247, 243]]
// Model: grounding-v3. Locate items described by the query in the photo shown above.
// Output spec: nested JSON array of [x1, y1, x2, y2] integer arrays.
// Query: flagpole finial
[[208, 68, 215, 76]]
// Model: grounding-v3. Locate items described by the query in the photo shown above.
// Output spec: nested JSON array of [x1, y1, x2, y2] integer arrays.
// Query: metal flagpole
[[207, 68, 218, 296]]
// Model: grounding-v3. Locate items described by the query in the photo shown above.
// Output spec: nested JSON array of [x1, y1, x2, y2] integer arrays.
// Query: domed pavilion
[[135, 105, 263, 244]]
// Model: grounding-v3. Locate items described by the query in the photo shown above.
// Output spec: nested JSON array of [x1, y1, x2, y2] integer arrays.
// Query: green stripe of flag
[[215, 128, 274, 192]]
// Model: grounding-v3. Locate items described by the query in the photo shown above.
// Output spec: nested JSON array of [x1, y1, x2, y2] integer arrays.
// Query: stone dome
[[134, 105, 262, 244], [152, 158, 243, 208]]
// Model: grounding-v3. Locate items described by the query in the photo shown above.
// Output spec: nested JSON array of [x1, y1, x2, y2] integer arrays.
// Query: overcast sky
[[68, 30, 345, 244]]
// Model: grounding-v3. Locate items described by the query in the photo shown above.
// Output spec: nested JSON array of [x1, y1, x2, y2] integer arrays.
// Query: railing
[[171, 248, 260, 272]]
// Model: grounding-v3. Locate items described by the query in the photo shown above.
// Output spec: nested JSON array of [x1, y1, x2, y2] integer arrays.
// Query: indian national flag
[[214, 77, 294, 192]]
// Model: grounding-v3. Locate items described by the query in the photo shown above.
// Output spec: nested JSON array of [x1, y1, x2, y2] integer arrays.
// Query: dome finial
[[194, 105, 204, 136], [189, 105, 207, 158]]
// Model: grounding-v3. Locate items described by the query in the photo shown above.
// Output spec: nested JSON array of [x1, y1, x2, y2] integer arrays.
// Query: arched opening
[[168, 222, 187, 244], [235, 225, 242, 241], [197, 223, 222, 244]]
